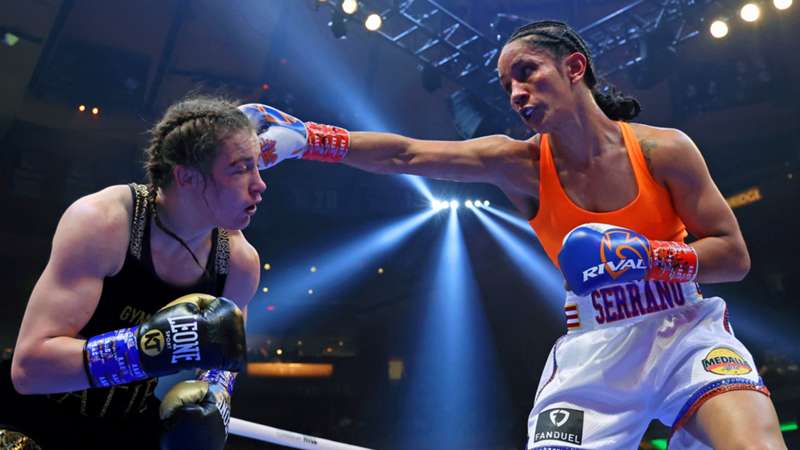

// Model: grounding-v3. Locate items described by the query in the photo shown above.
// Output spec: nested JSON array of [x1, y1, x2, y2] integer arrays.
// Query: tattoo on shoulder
[[639, 139, 657, 174]]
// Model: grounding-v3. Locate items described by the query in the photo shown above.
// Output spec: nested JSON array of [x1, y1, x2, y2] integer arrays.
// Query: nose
[[253, 171, 267, 194], [510, 81, 529, 109]]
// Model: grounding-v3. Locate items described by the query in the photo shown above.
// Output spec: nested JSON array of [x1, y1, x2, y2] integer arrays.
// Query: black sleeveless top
[[50, 183, 231, 419], [80, 183, 230, 337]]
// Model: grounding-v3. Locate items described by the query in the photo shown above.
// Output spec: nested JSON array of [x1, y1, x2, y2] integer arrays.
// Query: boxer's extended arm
[[11, 187, 128, 394], [343, 132, 518, 184], [239, 102, 532, 186], [644, 128, 750, 283]]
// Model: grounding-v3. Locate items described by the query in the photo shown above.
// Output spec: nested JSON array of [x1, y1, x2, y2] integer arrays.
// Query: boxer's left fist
[[238, 103, 350, 170], [558, 223, 698, 296]]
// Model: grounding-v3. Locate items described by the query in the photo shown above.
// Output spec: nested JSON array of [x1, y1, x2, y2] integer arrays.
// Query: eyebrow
[[501, 56, 536, 84], [227, 156, 254, 167]]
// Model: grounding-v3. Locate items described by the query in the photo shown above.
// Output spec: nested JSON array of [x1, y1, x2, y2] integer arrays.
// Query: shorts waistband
[[564, 280, 704, 333]]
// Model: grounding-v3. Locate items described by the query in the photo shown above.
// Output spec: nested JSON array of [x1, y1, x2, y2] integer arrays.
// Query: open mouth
[[520, 106, 538, 121]]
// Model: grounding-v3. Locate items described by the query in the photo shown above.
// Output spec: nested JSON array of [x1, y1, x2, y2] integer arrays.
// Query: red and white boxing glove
[[558, 223, 699, 296], [238, 103, 350, 170]]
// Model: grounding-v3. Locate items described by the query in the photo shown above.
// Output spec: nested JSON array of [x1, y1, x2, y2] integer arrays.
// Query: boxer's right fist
[[159, 379, 230, 450], [84, 294, 246, 388], [238, 103, 350, 170]]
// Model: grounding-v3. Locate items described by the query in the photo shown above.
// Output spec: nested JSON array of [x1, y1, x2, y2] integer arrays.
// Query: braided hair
[[506, 20, 641, 121], [144, 96, 251, 190], [142, 95, 251, 276]]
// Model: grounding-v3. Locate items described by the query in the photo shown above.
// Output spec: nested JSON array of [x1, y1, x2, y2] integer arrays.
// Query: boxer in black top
[[2, 96, 265, 449]]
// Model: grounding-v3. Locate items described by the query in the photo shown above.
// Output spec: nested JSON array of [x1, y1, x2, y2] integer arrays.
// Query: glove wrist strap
[[198, 369, 236, 396], [646, 240, 698, 283], [84, 326, 148, 388], [303, 122, 350, 163]]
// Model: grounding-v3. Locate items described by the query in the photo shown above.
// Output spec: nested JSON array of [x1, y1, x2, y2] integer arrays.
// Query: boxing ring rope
[[230, 417, 374, 450]]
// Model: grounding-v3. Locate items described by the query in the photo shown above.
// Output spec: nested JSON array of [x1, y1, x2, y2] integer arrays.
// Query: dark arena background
[[1, 1, 799, 449]]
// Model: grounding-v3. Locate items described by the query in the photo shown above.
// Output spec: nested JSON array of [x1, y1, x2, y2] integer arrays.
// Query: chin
[[232, 217, 251, 230], [220, 215, 251, 231]]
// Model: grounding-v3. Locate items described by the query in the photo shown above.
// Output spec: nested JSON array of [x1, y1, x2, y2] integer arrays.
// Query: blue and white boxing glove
[[558, 223, 698, 296], [238, 103, 350, 170]]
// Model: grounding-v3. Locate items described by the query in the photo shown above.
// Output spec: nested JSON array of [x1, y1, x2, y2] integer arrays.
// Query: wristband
[[84, 326, 148, 388], [198, 369, 236, 396], [647, 240, 698, 282], [303, 122, 350, 162]]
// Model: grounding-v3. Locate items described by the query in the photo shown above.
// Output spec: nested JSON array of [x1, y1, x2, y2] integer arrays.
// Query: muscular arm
[[647, 130, 750, 283], [221, 232, 261, 326], [343, 132, 528, 185], [11, 187, 130, 394]]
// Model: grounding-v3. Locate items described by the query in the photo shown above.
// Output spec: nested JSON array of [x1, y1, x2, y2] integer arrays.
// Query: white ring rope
[[229, 417, 375, 450]]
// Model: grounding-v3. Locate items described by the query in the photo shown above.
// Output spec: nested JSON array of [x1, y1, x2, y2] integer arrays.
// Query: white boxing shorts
[[527, 280, 769, 450]]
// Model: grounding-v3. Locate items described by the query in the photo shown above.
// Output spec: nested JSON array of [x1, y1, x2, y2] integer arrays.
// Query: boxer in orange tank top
[[243, 19, 786, 450]]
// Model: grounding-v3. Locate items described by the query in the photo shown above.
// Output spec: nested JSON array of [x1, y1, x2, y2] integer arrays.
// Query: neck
[[547, 90, 621, 169], [153, 187, 214, 252]]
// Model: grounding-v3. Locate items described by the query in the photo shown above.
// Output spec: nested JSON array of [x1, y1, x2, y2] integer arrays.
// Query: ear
[[172, 164, 202, 189], [562, 52, 588, 85]]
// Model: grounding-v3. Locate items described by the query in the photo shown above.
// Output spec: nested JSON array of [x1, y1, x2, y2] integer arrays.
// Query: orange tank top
[[530, 121, 687, 267]]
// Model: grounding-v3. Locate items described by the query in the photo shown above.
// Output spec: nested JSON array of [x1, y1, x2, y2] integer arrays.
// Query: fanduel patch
[[533, 408, 584, 445]]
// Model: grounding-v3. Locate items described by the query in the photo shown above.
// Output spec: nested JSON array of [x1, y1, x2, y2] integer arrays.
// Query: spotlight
[[308, 289, 314, 295], [276, 348, 283, 356], [432, 199, 449, 211], [449, 200, 459, 209], [740, 3, 761, 21], [483, 200, 490, 207], [377, 267, 384, 274], [262, 287, 269, 293], [774, 0, 792, 10], [2, 32, 19, 47], [473, 199, 482, 208], [310, 265, 317, 273], [341, 0, 358, 14], [710, 20, 729, 38], [78, 104, 86, 112], [264, 263, 271, 270], [465, 200, 474, 208], [91, 107, 100, 115], [365, 13, 382, 31], [329, 9, 347, 38]]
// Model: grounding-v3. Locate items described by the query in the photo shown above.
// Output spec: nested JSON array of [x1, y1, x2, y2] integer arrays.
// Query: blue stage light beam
[[276, 6, 438, 208], [483, 204, 538, 236], [398, 207, 511, 449], [400, 174, 434, 201], [277, 8, 389, 132], [472, 207, 565, 313], [250, 209, 437, 329]]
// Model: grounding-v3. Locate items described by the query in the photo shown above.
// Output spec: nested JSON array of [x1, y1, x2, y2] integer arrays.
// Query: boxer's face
[[201, 128, 266, 230], [498, 40, 577, 133]]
